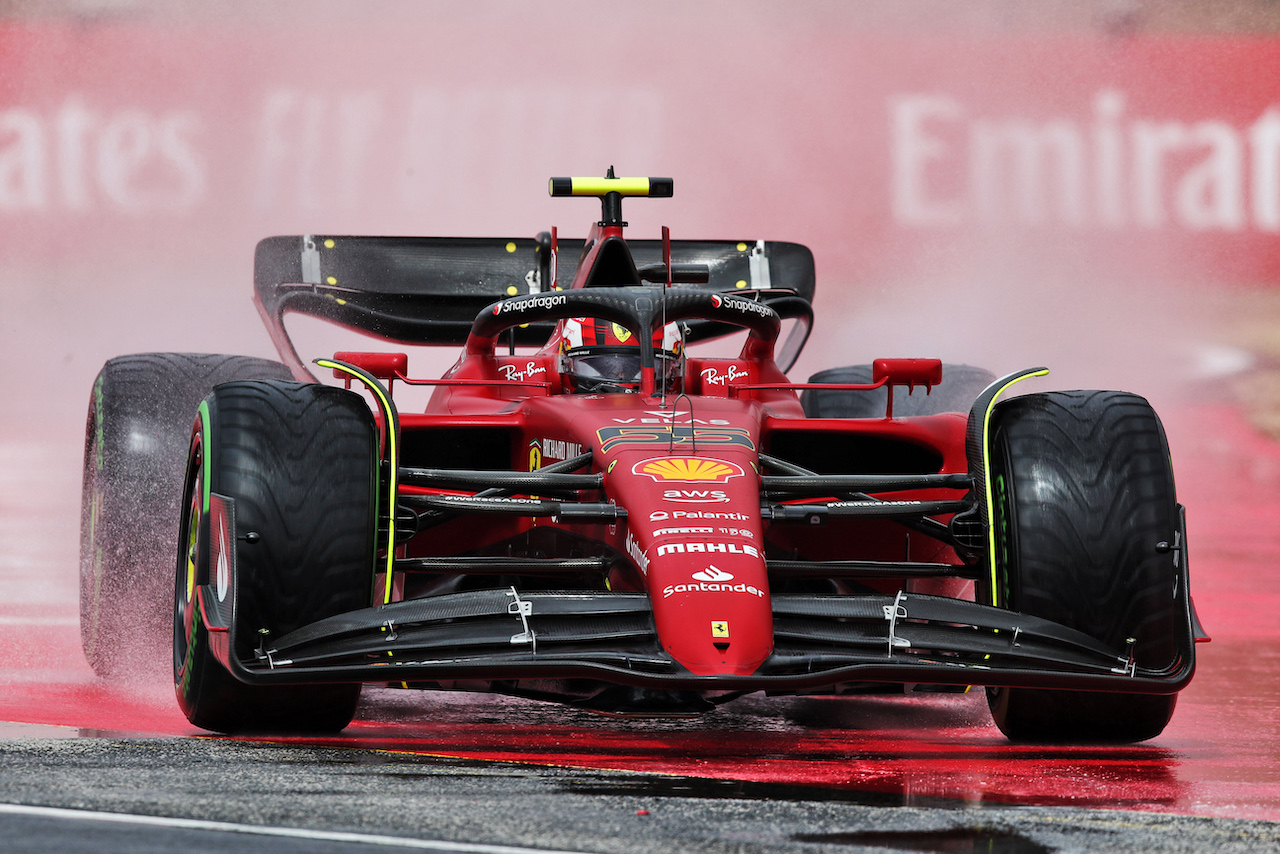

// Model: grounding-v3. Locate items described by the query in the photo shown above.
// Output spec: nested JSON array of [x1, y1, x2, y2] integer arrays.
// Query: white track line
[[0, 803, 600, 854]]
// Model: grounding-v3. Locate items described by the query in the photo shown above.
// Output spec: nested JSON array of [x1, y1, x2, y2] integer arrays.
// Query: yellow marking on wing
[[317, 358, 399, 605]]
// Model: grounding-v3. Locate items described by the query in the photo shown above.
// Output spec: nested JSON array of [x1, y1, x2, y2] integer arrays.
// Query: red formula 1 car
[[80, 175, 1204, 742]]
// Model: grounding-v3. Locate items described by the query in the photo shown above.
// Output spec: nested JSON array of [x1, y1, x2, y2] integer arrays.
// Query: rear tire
[[80, 354, 293, 680], [174, 380, 376, 734], [985, 390, 1180, 743], [801, 364, 995, 418]]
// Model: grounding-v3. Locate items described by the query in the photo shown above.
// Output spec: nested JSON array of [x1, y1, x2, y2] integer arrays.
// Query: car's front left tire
[[984, 390, 1181, 743]]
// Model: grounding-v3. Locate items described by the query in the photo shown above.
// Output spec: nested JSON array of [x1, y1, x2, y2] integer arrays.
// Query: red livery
[[79, 174, 1204, 742]]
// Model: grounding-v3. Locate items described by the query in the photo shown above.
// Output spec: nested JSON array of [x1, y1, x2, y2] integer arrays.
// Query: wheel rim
[[174, 435, 203, 683]]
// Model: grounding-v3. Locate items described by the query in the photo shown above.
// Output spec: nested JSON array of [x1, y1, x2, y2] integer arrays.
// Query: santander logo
[[692, 565, 734, 582]]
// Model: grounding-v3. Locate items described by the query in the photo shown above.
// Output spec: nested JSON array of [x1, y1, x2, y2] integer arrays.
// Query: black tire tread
[[212, 381, 377, 657], [987, 389, 1178, 743], [175, 380, 375, 734], [80, 353, 292, 680]]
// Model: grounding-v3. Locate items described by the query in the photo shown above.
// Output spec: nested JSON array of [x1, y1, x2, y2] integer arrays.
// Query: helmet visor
[[569, 350, 643, 385]]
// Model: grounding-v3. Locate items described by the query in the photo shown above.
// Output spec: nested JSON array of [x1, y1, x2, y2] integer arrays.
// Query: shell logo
[[632, 457, 745, 483]]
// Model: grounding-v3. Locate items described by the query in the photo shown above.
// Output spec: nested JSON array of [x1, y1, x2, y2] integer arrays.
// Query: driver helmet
[[559, 318, 683, 393]]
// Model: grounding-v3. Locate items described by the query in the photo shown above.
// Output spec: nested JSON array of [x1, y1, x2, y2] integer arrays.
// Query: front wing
[[198, 491, 1197, 696]]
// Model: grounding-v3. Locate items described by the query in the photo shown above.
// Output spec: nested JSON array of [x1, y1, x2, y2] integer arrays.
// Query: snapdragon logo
[[493, 293, 566, 315], [710, 294, 773, 317]]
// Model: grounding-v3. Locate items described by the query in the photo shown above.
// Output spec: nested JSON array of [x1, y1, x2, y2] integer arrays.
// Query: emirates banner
[[2, 21, 1278, 285]]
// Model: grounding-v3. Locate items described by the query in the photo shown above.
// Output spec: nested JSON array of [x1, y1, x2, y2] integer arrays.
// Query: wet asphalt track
[[1, 725, 1279, 854], [2, 405, 1279, 853]]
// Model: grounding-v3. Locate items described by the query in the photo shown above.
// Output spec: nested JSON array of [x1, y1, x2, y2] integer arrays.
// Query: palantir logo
[[692, 565, 734, 582]]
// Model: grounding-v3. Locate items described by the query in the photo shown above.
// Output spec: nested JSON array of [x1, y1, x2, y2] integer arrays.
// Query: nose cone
[[649, 548, 773, 675], [591, 408, 773, 676]]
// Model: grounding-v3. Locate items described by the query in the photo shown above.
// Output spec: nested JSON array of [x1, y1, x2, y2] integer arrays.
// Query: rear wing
[[253, 235, 815, 378]]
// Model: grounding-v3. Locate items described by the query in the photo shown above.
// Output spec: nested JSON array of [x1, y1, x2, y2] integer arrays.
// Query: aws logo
[[632, 457, 744, 483], [662, 489, 729, 504]]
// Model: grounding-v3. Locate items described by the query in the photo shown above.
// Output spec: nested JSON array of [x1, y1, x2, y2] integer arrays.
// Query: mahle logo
[[632, 457, 744, 483]]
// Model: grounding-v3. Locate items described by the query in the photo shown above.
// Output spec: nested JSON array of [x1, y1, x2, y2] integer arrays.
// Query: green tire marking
[[980, 368, 1048, 605], [197, 400, 212, 515]]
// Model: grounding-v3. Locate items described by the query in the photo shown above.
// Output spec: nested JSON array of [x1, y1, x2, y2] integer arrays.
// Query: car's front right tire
[[81, 353, 294, 681], [174, 380, 376, 734]]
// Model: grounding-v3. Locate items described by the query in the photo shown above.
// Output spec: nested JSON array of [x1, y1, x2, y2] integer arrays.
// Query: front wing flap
[[206, 507, 1197, 694]]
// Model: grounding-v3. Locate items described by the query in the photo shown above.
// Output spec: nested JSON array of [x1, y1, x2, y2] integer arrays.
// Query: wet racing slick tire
[[985, 390, 1180, 743], [801, 364, 996, 418], [174, 380, 376, 734], [80, 353, 293, 681]]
